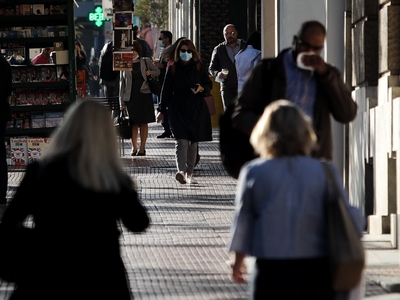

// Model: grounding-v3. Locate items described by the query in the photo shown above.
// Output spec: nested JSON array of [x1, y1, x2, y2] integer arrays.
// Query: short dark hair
[[297, 20, 326, 39], [160, 30, 172, 43], [132, 40, 142, 57], [246, 31, 261, 51]]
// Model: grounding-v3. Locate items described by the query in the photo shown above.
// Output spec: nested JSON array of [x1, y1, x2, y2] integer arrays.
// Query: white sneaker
[[175, 171, 186, 184], [186, 175, 198, 184]]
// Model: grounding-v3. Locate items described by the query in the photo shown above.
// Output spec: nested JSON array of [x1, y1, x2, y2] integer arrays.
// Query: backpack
[[219, 59, 273, 179], [99, 42, 119, 81]]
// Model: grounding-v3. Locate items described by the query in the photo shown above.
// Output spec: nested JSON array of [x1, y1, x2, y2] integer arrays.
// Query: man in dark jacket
[[232, 20, 357, 161], [0, 54, 12, 211], [209, 24, 246, 110], [155, 30, 173, 138]]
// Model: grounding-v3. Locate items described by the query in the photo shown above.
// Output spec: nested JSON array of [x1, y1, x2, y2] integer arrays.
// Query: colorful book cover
[[10, 137, 28, 166], [45, 112, 64, 127], [31, 114, 45, 128], [114, 12, 133, 29], [41, 66, 57, 82], [12, 68, 26, 83], [113, 0, 133, 12], [57, 65, 69, 81], [20, 4, 31, 15], [27, 66, 41, 82], [32, 4, 44, 15]]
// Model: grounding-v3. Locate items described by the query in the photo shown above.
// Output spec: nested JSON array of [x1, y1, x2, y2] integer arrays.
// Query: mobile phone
[[191, 84, 199, 93]]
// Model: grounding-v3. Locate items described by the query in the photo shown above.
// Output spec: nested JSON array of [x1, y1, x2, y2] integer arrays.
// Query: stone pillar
[[262, 0, 277, 57], [350, 0, 380, 232]]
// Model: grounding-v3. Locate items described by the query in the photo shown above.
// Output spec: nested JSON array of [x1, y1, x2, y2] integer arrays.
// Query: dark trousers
[[104, 84, 119, 118], [221, 87, 238, 110], [0, 121, 7, 205], [252, 258, 336, 300], [162, 111, 171, 135]]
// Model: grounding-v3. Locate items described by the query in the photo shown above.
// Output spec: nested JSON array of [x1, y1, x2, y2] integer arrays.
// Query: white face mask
[[180, 52, 192, 62], [296, 51, 316, 72], [158, 40, 164, 48]]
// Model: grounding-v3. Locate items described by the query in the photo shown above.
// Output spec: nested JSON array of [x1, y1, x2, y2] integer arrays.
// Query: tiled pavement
[[0, 122, 398, 299]]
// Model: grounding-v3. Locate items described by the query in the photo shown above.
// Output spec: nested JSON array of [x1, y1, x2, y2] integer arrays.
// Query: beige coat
[[119, 57, 160, 103]]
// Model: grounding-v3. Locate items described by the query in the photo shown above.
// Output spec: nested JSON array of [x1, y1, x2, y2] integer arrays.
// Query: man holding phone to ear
[[232, 20, 357, 161]]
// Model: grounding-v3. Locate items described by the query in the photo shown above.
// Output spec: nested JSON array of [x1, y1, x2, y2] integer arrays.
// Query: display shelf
[[0, 14, 68, 26], [10, 104, 69, 112], [12, 81, 69, 89], [1, 37, 68, 47], [6, 127, 56, 137], [2, 0, 76, 139]]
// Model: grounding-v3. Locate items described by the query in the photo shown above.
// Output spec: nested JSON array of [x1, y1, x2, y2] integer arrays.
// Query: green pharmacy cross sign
[[88, 6, 109, 28]]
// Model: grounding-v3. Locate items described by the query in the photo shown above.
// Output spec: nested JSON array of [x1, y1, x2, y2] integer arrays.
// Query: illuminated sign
[[88, 6, 109, 28]]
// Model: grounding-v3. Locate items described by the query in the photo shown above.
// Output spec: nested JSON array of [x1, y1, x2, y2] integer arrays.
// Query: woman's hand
[[191, 83, 204, 94], [121, 102, 126, 110], [146, 70, 152, 76], [231, 252, 248, 284]]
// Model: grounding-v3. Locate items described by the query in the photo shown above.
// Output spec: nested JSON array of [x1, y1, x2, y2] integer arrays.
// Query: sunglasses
[[224, 31, 236, 37], [296, 38, 323, 52], [180, 49, 192, 54]]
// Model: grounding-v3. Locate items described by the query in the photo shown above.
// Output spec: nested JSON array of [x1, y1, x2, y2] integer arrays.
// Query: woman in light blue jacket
[[228, 100, 364, 300], [119, 40, 160, 156]]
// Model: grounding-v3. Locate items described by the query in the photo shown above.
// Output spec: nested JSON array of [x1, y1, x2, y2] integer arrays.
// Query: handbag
[[322, 161, 365, 292], [204, 94, 216, 115], [145, 60, 162, 96], [114, 109, 132, 139]]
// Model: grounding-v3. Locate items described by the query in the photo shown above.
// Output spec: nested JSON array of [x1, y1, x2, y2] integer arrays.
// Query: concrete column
[[262, 0, 277, 58], [326, 0, 346, 176]]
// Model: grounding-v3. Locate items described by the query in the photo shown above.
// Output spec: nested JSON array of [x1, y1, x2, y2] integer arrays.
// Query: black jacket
[[0, 158, 150, 299], [208, 40, 246, 92], [233, 48, 357, 160], [160, 60, 213, 143]]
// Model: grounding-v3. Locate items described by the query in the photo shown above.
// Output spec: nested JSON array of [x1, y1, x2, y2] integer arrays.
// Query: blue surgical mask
[[158, 40, 164, 48], [180, 52, 192, 62], [133, 54, 139, 60]]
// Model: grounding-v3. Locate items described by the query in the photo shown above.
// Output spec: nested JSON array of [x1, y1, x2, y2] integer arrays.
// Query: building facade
[[169, 0, 400, 246]]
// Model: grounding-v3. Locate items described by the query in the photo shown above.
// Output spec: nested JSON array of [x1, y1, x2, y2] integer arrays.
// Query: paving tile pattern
[[0, 123, 393, 299]]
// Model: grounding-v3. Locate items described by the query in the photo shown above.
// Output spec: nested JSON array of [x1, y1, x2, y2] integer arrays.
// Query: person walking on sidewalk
[[0, 100, 150, 300], [155, 30, 173, 139], [233, 20, 357, 161], [99, 40, 120, 117], [209, 24, 246, 110], [0, 54, 12, 214], [88, 57, 100, 97], [120, 40, 160, 156], [228, 100, 364, 300], [157, 38, 212, 184]]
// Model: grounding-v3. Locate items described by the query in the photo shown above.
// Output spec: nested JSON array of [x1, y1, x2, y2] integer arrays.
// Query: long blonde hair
[[41, 100, 133, 192], [250, 100, 316, 158]]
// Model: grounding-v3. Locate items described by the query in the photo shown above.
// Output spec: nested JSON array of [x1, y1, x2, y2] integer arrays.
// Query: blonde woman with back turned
[[228, 100, 364, 300], [0, 100, 150, 300]]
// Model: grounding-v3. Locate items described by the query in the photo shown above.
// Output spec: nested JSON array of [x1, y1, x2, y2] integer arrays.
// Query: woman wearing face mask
[[157, 38, 212, 184], [120, 40, 160, 156]]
